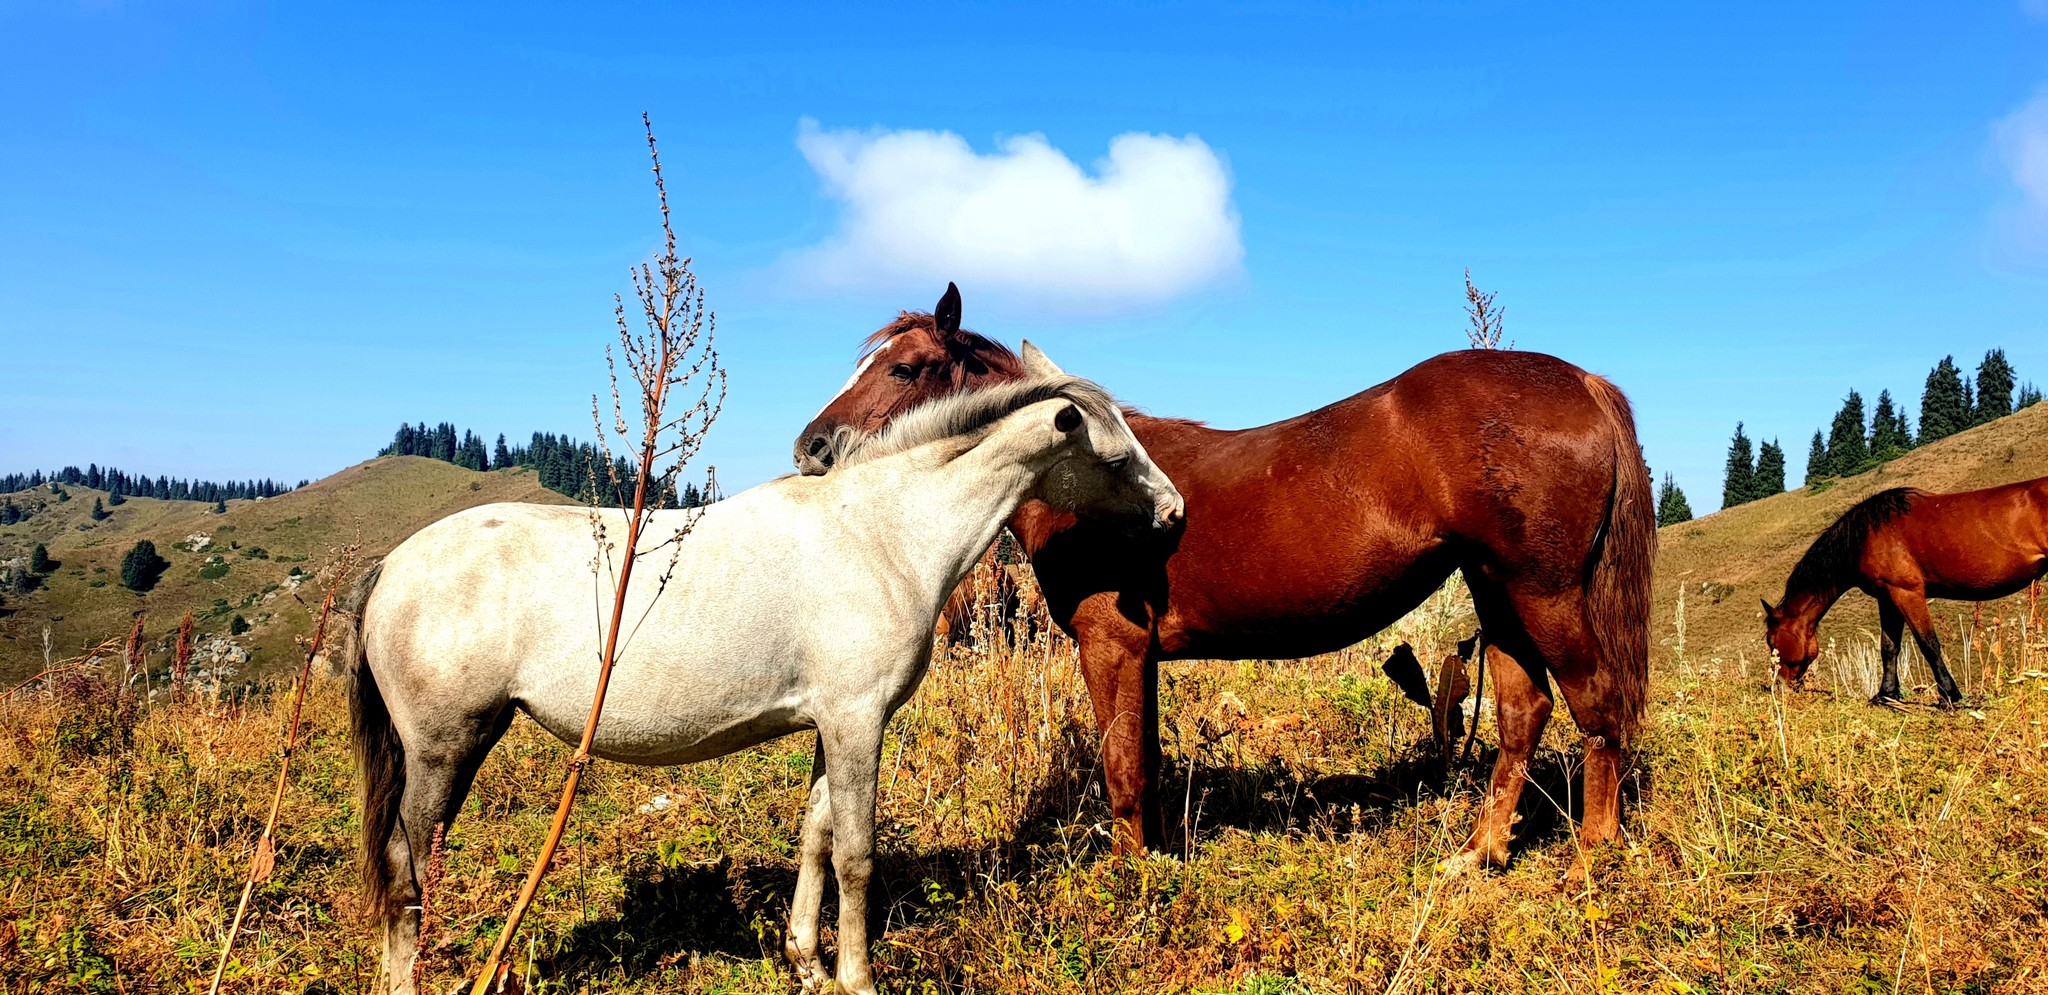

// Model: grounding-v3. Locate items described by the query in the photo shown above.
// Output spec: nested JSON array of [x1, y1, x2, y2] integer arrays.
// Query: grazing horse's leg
[[1891, 587, 1964, 705], [821, 720, 886, 995], [1448, 641, 1552, 874], [1873, 598, 1907, 704], [784, 736, 834, 991], [378, 706, 512, 995], [1074, 615, 1161, 853]]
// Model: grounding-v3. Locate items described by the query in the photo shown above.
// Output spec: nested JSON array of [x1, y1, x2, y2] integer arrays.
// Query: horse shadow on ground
[[546, 750, 1104, 978], [1168, 743, 1652, 854], [544, 738, 1652, 980]]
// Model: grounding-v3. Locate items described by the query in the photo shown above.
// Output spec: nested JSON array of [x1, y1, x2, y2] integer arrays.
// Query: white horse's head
[[1001, 342, 1184, 532]]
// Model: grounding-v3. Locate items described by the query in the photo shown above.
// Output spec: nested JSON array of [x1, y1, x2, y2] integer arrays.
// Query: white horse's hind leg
[[784, 736, 834, 991], [379, 707, 514, 995], [823, 721, 885, 995]]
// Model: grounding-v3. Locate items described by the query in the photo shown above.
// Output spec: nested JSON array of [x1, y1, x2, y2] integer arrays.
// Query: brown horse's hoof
[[1562, 857, 1595, 895], [1868, 692, 1903, 707]]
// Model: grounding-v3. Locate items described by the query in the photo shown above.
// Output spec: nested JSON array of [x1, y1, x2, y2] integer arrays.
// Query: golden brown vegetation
[[4, 550, 2044, 993]]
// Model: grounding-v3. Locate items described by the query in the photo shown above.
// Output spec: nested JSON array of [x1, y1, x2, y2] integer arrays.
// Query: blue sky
[[4, 2, 2047, 511]]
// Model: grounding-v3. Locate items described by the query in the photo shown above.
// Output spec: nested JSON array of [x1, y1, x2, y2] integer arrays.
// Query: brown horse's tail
[[341, 560, 404, 919], [1583, 375, 1655, 745]]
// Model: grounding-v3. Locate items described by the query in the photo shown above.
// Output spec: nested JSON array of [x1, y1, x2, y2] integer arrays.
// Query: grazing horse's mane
[[865, 311, 1027, 382], [1785, 487, 1923, 596], [827, 376, 1121, 469]]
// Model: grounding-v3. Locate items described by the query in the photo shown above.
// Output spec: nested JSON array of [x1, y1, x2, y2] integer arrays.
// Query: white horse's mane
[[824, 376, 1121, 469]]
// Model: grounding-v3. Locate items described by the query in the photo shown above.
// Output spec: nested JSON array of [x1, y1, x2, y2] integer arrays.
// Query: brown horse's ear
[[1760, 598, 1776, 619], [934, 282, 962, 336]]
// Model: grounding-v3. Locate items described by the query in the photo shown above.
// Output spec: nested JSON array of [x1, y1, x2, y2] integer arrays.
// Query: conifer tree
[[1976, 349, 2015, 424], [1657, 473, 1694, 526], [1753, 439, 1786, 497], [119, 539, 166, 591], [1722, 423, 1756, 509], [2020, 382, 2044, 409], [1826, 390, 1871, 476], [1868, 390, 1913, 461], [90, 496, 109, 521], [1920, 356, 1969, 443], [29, 543, 50, 573]]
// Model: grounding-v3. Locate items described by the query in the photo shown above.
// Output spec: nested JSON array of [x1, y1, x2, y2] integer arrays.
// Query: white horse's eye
[[1104, 455, 1130, 471]]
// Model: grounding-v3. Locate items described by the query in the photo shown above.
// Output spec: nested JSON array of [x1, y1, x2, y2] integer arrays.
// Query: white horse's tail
[[341, 561, 405, 919]]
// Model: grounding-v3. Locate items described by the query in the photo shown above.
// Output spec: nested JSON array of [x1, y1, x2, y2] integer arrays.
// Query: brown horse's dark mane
[[1785, 487, 1922, 597]]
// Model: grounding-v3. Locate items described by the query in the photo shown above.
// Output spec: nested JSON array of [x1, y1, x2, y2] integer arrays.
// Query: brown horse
[[1764, 477, 2048, 704], [795, 285, 1655, 878]]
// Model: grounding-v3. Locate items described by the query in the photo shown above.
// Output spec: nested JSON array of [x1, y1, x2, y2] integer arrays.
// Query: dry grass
[[4, 560, 2045, 994]]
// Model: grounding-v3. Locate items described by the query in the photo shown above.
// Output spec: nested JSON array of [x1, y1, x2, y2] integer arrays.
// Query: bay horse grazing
[[344, 352, 1181, 995], [1764, 477, 2048, 705], [796, 285, 1655, 882]]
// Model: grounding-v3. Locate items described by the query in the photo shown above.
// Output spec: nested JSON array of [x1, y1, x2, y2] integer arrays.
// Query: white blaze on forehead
[[813, 340, 891, 420]]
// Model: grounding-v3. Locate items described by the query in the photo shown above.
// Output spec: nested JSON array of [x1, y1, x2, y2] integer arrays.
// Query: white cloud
[[1995, 90, 2048, 213], [791, 119, 1243, 311]]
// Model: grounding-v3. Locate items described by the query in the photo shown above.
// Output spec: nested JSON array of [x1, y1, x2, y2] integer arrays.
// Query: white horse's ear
[[1020, 340, 1066, 379]]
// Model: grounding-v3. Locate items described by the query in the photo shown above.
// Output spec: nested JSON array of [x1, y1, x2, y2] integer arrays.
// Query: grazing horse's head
[[1760, 599, 1818, 685], [795, 283, 1023, 475]]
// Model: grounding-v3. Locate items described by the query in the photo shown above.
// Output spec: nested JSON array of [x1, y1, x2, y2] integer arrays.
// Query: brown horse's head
[[1760, 598, 1818, 685], [794, 283, 1025, 474]]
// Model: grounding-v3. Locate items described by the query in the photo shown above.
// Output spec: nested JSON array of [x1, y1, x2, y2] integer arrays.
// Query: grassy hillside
[[2, 416, 2046, 992], [0, 456, 575, 684], [1654, 401, 2048, 695]]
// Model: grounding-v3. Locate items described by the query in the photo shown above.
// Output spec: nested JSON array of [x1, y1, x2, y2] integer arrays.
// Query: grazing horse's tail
[[1582, 374, 1655, 745], [340, 560, 403, 918]]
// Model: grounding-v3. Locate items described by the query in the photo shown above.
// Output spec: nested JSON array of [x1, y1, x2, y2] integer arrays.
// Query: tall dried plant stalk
[[208, 545, 357, 995], [1463, 269, 1509, 350], [174, 614, 194, 704], [123, 613, 145, 702], [468, 113, 724, 993]]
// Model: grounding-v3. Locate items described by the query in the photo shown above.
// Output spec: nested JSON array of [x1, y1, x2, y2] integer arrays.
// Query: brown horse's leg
[[1075, 620, 1160, 853], [1448, 647, 1551, 873], [1873, 597, 1906, 703], [1507, 588, 1627, 887], [1892, 588, 1964, 704]]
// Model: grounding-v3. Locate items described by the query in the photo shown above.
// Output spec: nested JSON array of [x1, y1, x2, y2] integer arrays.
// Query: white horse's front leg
[[784, 737, 834, 991], [823, 721, 885, 995]]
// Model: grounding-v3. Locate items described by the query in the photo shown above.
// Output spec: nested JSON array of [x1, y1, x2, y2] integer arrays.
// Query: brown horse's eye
[[890, 364, 916, 382]]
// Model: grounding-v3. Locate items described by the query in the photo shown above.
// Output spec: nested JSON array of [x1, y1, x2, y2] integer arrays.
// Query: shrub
[[198, 556, 229, 580], [229, 614, 250, 636], [119, 540, 167, 591]]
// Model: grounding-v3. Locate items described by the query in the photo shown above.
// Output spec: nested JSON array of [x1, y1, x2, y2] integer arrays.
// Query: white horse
[[344, 344, 1182, 995]]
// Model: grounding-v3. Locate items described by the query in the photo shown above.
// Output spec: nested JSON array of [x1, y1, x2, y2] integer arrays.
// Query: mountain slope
[[0, 456, 577, 683], [1652, 402, 2048, 673]]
